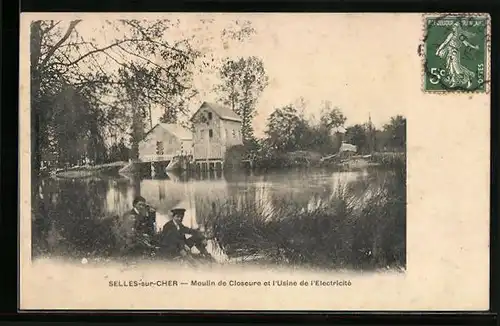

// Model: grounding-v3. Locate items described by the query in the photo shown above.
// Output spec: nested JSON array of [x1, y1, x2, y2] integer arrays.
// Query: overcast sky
[[40, 13, 413, 137], [174, 14, 409, 136]]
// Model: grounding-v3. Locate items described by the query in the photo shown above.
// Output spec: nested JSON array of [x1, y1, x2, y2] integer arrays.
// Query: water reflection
[[32, 168, 390, 258]]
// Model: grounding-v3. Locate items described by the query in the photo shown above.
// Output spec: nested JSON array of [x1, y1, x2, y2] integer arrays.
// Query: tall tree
[[265, 105, 304, 152], [345, 124, 368, 154], [30, 19, 201, 166], [319, 101, 347, 131], [215, 56, 269, 144], [49, 83, 109, 165], [383, 115, 407, 151], [306, 102, 345, 153]]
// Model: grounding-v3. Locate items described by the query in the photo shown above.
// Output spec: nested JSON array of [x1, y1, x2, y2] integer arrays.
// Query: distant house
[[138, 123, 193, 163], [339, 141, 357, 154], [332, 126, 347, 134], [190, 102, 243, 163]]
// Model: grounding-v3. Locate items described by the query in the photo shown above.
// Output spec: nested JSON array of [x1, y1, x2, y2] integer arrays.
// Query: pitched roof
[[339, 142, 357, 153], [190, 101, 242, 122], [159, 123, 193, 140], [141, 123, 193, 142]]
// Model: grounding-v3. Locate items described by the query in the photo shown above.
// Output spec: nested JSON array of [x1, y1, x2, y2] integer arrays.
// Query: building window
[[156, 141, 164, 155], [209, 129, 213, 138], [208, 112, 212, 120], [232, 129, 236, 138]]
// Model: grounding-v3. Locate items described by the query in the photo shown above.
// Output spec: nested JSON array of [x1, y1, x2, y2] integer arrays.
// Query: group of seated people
[[114, 196, 213, 262]]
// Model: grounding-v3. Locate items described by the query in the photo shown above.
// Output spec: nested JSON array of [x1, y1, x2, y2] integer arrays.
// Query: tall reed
[[201, 161, 406, 270]]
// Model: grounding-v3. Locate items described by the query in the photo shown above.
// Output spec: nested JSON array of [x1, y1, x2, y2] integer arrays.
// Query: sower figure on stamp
[[435, 21, 479, 89], [114, 196, 158, 257], [158, 208, 214, 262]]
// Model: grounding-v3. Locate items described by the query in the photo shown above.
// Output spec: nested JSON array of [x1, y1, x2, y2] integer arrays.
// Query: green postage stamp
[[423, 13, 490, 93]]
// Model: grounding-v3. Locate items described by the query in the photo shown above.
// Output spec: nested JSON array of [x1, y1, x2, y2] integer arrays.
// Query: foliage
[[201, 165, 406, 270], [343, 116, 405, 154], [382, 115, 407, 150], [221, 20, 257, 47], [107, 138, 130, 162], [261, 97, 406, 161], [215, 56, 269, 143], [318, 101, 347, 130], [263, 101, 347, 156], [31, 19, 202, 171], [265, 105, 305, 152], [31, 177, 121, 257], [32, 164, 406, 272], [224, 144, 246, 169], [46, 83, 109, 166], [345, 124, 369, 154], [370, 152, 406, 167]]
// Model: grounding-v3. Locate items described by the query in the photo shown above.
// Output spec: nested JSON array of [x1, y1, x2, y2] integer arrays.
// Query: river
[[32, 167, 392, 261]]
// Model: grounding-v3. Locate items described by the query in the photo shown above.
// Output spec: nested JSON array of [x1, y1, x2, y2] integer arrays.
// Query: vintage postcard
[[19, 12, 491, 311]]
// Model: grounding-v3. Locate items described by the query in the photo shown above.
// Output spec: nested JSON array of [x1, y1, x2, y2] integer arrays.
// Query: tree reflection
[[32, 167, 398, 263], [33, 178, 113, 257]]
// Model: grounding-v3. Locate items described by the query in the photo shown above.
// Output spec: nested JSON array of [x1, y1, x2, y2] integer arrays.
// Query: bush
[[370, 152, 406, 168], [201, 166, 406, 271], [224, 145, 246, 169]]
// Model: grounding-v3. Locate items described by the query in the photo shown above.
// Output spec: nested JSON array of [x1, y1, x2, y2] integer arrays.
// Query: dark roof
[[190, 101, 242, 122]]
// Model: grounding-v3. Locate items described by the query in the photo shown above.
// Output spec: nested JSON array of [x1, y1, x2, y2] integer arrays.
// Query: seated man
[[158, 208, 213, 260], [114, 196, 157, 257], [131, 196, 157, 239]]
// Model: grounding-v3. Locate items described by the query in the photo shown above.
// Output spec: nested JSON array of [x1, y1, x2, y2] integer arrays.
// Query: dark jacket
[[158, 220, 196, 256], [132, 209, 156, 238], [114, 209, 156, 255]]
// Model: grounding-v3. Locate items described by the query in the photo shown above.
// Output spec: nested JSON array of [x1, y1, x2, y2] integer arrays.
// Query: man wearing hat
[[158, 207, 212, 260], [115, 196, 157, 256]]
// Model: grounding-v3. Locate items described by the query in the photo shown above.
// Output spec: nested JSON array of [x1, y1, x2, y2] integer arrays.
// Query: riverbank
[[200, 160, 406, 271], [32, 159, 406, 271], [51, 161, 128, 178], [239, 150, 405, 171], [48, 151, 404, 179]]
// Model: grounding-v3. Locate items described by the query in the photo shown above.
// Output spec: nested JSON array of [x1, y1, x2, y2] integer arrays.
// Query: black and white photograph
[[19, 13, 489, 311], [29, 15, 406, 271]]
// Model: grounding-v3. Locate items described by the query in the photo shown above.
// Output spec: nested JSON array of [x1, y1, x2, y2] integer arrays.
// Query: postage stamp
[[423, 13, 490, 93]]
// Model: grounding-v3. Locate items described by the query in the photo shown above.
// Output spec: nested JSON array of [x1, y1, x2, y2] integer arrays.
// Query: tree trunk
[[130, 90, 144, 161], [30, 21, 42, 207]]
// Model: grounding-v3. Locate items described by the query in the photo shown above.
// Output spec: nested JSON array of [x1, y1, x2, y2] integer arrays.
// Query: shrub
[[370, 152, 406, 168], [201, 167, 406, 271]]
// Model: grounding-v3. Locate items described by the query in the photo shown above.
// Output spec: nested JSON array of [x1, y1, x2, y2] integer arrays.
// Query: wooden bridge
[[119, 154, 193, 175], [139, 154, 179, 163]]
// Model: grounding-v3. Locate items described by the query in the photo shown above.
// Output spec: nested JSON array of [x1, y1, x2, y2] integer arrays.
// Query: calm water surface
[[33, 168, 390, 259]]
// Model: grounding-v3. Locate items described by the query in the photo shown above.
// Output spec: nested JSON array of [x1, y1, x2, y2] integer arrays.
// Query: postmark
[[422, 13, 490, 93]]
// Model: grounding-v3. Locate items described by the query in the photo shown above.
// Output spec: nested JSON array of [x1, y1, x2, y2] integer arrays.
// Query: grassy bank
[[200, 160, 406, 271], [370, 151, 406, 167], [33, 157, 406, 271], [225, 144, 405, 171]]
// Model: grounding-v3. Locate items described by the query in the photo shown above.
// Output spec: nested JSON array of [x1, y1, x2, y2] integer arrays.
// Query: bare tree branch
[[40, 21, 61, 37], [40, 20, 82, 69], [115, 44, 189, 90], [48, 38, 139, 68], [121, 20, 191, 58]]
